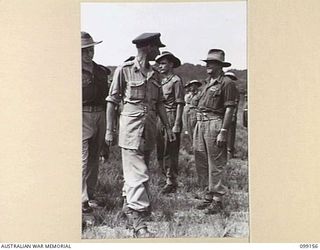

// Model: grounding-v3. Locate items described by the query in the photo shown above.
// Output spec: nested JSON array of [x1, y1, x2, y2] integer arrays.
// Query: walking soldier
[[105, 33, 175, 237]]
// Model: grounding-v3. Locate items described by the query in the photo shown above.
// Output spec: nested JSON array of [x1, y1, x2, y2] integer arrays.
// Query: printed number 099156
[[300, 244, 318, 248]]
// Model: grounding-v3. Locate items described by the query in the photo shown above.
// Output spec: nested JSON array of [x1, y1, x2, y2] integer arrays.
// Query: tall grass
[[82, 98, 249, 239]]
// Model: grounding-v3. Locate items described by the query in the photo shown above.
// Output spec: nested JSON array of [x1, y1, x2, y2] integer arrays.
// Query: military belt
[[122, 102, 155, 114], [196, 112, 222, 121]]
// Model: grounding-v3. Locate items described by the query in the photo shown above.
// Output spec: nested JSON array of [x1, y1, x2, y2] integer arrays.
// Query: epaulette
[[222, 74, 234, 84], [171, 74, 182, 83], [124, 56, 135, 62], [224, 71, 238, 81], [99, 65, 111, 75], [93, 62, 111, 76], [122, 60, 135, 67]]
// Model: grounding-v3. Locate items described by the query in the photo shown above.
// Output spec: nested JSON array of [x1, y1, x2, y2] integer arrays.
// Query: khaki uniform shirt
[[197, 73, 238, 115], [161, 74, 185, 110], [106, 58, 164, 150], [185, 91, 200, 108], [82, 62, 110, 107]]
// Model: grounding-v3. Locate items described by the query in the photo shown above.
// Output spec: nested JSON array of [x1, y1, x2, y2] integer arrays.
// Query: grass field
[[82, 98, 248, 239]]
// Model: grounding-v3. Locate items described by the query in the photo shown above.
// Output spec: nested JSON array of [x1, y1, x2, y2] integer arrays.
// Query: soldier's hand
[[172, 124, 181, 133], [105, 130, 114, 147], [166, 128, 176, 142], [216, 130, 227, 147]]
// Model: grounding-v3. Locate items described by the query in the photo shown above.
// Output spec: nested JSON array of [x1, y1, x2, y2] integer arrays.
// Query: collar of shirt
[[132, 58, 155, 80], [204, 73, 224, 91], [161, 74, 174, 86]]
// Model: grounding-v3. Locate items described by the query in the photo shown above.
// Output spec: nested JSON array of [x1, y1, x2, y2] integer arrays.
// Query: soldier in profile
[[105, 33, 175, 238]]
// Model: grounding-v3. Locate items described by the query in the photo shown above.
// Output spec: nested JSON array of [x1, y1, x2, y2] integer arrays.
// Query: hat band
[[205, 56, 225, 61]]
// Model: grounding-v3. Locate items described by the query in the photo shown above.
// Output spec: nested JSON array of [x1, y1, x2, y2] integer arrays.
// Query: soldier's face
[[158, 58, 173, 74], [206, 61, 222, 75], [190, 84, 197, 92], [82, 46, 94, 63]]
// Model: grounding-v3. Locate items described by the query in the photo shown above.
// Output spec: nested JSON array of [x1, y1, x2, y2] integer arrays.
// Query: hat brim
[[81, 40, 102, 49], [185, 81, 202, 88], [155, 54, 181, 68], [202, 59, 231, 67]]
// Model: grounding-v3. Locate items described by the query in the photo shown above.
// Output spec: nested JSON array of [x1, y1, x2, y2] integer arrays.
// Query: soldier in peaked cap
[[105, 33, 175, 238], [193, 49, 238, 214], [155, 51, 185, 194], [81, 32, 111, 214]]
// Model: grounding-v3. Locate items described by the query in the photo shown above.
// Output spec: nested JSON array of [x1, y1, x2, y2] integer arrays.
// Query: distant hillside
[[107, 63, 247, 94], [175, 63, 247, 94]]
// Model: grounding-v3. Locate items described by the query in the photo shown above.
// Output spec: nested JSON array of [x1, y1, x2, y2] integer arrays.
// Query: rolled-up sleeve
[[223, 80, 237, 107], [174, 77, 185, 105], [106, 66, 124, 105]]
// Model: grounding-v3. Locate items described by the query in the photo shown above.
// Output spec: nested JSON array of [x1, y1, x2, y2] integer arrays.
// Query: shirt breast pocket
[[162, 84, 172, 100], [205, 88, 222, 108], [127, 80, 146, 100]]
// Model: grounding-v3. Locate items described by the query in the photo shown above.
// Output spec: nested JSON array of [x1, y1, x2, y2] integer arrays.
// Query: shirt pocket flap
[[213, 89, 221, 96], [129, 80, 145, 87], [209, 87, 222, 97]]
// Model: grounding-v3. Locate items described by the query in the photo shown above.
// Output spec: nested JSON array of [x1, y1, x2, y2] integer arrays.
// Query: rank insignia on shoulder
[[209, 86, 220, 92]]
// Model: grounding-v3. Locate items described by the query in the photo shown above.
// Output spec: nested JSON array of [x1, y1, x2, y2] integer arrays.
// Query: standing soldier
[[224, 71, 240, 159], [194, 49, 238, 214], [81, 32, 111, 213], [155, 51, 185, 194], [183, 80, 202, 144], [105, 33, 175, 238]]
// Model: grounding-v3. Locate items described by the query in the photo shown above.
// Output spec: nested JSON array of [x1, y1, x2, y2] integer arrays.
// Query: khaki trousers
[[193, 117, 228, 198], [82, 110, 106, 203], [156, 111, 181, 185], [121, 137, 151, 212]]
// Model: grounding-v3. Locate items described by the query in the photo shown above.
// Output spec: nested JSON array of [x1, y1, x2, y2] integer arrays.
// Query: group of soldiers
[[81, 31, 241, 238]]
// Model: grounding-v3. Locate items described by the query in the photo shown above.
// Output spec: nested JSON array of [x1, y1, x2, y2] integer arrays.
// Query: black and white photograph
[[81, 1, 248, 239]]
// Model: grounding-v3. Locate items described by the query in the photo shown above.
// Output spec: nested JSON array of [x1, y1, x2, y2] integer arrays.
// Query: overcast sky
[[81, 2, 246, 69]]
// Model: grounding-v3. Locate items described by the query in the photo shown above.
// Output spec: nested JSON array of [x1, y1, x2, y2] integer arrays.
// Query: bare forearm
[[221, 106, 235, 130], [106, 102, 116, 131], [174, 104, 184, 127]]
